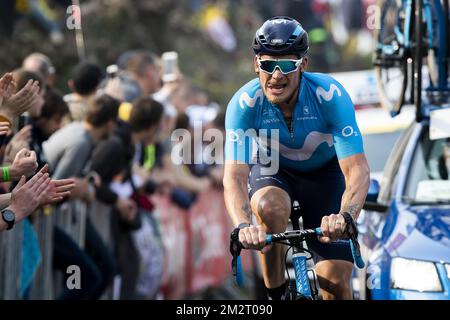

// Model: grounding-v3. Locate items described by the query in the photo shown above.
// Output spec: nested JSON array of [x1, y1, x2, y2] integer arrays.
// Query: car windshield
[[404, 130, 450, 204], [363, 130, 403, 173]]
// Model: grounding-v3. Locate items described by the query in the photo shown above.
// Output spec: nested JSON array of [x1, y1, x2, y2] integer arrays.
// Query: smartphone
[[106, 64, 119, 78], [161, 51, 179, 83], [17, 112, 31, 131]]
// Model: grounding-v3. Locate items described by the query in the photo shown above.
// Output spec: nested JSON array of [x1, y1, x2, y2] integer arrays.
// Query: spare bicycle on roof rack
[[374, 0, 450, 121]]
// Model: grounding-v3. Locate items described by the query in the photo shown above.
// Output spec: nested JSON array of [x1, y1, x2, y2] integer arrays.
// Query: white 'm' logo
[[316, 84, 342, 104], [239, 89, 264, 109]]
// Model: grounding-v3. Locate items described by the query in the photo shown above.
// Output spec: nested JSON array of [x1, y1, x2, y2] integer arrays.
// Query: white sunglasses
[[257, 57, 303, 75]]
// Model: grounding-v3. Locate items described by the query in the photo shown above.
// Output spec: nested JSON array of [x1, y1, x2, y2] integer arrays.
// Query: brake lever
[[341, 212, 362, 257], [230, 228, 241, 276]]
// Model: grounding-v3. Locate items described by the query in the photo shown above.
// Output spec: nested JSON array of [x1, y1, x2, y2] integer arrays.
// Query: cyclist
[[224, 16, 370, 300]]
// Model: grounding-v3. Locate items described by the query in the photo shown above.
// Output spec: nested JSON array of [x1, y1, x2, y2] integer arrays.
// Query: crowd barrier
[[29, 210, 55, 299], [153, 188, 254, 299], [0, 201, 93, 300], [0, 222, 23, 299], [0, 187, 253, 299]]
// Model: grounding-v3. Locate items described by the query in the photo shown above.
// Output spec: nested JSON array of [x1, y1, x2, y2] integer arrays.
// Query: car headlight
[[390, 257, 443, 292]]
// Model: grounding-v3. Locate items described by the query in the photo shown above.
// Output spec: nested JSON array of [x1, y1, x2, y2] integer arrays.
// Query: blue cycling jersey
[[224, 72, 364, 172]]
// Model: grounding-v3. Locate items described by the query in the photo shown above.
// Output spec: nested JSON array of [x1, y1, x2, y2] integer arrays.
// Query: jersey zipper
[[280, 104, 297, 143], [288, 118, 294, 142], [282, 115, 294, 143]]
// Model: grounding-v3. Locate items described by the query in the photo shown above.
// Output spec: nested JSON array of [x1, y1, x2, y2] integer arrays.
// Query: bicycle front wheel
[[373, 0, 408, 114], [414, 0, 423, 120]]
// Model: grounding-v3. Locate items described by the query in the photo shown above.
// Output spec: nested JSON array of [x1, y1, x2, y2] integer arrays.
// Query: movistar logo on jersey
[[239, 89, 264, 109], [316, 84, 342, 103]]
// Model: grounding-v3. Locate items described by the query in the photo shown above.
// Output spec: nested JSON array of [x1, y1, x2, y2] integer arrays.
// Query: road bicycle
[[230, 212, 365, 300], [373, 0, 450, 120]]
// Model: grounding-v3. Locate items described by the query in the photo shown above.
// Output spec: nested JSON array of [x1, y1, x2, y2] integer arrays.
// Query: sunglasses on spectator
[[257, 57, 303, 75]]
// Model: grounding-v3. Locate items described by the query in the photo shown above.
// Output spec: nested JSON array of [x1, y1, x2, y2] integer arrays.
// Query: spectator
[[125, 51, 160, 97], [0, 166, 51, 231], [33, 87, 70, 146], [1, 70, 46, 168], [31, 89, 101, 301], [104, 50, 160, 102], [12, 69, 46, 119], [0, 73, 75, 233], [43, 93, 119, 180], [90, 96, 164, 299], [0, 72, 40, 144], [22, 52, 56, 87], [64, 62, 104, 122], [167, 112, 211, 210], [43, 94, 119, 299]]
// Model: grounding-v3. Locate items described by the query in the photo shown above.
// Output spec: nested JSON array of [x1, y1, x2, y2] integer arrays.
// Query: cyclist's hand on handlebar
[[319, 213, 347, 244], [239, 225, 271, 253]]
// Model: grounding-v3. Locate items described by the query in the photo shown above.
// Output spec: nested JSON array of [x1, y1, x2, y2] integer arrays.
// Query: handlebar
[[264, 227, 364, 268], [230, 213, 365, 286]]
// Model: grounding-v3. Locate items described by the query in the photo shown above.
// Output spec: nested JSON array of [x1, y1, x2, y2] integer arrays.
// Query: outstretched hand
[[8, 166, 52, 222], [39, 165, 76, 205], [0, 73, 40, 120]]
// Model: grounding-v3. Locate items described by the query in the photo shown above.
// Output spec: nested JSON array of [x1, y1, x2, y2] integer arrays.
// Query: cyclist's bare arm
[[320, 153, 370, 243], [223, 161, 252, 226], [338, 153, 370, 221], [223, 161, 266, 250]]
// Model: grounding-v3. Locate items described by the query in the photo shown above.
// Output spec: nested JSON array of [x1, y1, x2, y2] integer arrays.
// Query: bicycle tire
[[422, 0, 438, 87], [427, 44, 439, 86], [374, 0, 408, 114], [414, 0, 423, 121]]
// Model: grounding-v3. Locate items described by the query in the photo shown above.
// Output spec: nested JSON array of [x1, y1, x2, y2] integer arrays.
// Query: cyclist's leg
[[251, 187, 290, 287], [295, 157, 354, 299], [248, 164, 292, 296], [314, 260, 353, 300]]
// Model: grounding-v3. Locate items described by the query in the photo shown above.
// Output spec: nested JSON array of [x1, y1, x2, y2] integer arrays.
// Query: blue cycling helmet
[[253, 16, 309, 57]]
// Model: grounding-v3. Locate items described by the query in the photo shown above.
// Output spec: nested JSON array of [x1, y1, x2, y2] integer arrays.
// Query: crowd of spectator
[[0, 50, 225, 299]]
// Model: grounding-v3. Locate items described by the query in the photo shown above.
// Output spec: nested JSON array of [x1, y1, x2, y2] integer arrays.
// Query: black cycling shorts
[[248, 157, 354, 264]]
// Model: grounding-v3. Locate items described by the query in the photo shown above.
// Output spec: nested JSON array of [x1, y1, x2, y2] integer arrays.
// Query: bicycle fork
[[290, 203, 317, 300]]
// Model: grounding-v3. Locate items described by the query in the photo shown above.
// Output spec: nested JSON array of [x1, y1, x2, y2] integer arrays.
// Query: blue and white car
[[355, 107, 450, 300]]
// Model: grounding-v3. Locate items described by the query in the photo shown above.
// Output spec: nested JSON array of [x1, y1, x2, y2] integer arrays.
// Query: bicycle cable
[[284, 245, 293, 295]]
